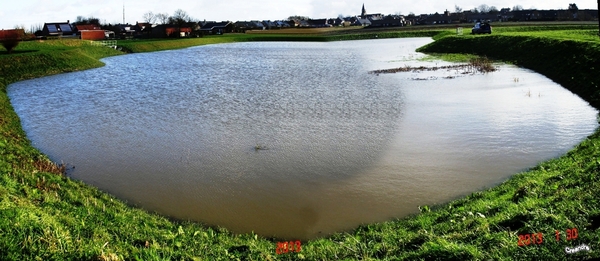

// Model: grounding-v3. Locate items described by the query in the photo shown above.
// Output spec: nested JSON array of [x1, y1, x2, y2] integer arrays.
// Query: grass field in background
[[0, 22, 599, 260]]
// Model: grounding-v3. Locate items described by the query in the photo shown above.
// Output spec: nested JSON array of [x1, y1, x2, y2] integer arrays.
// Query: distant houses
[[38, 21, 113, 39], [42, 21, 75, 37], [199, 21, 233, 35], [150, 24, 193, 38], [29, 3, 598, 41], [369, 15, 406, 27], [75, 24, 106, 40], [306, 19, 331, 28], [509, 9, 597, 21], [410, 7, 598, 25], [233, 21, 265, 32]]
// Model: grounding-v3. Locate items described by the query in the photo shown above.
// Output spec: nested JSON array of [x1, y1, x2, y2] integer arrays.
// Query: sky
[[1, 0, 597, 30]]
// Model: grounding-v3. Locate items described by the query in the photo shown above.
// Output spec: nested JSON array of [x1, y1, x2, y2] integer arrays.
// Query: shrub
[[0, 29, 24, 53]]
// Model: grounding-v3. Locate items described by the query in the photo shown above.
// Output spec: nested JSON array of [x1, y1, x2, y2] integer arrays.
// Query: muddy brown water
[[8, 38, 598, 239]]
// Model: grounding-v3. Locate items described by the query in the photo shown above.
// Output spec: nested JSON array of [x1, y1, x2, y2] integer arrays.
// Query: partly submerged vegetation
[[1, 24, 599, 260], [417, 28, 600, 108], [368, 57, 497, 75]]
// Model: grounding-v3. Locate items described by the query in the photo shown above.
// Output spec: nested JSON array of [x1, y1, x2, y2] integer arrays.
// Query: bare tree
[[455, 5, 463, 13], [512, 5, 524, 11], [568, 3, 579, 10], [489, 6, 499, 14], [287, 15, 310, 21], [568, 3, 579, 19], [172, 9, 191, 22], [30, 24, 43, 34], [169, 9, 192, 26], [478, 4, 491, 13], [156, 13, 170, 24], [142, 11, 156, 24], [74, 16, 100, 25]]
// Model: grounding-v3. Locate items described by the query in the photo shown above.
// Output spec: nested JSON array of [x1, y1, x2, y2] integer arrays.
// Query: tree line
[[141, 9, 197, 26], [453, 4, 524, 14], [69, 9, 197, 28]]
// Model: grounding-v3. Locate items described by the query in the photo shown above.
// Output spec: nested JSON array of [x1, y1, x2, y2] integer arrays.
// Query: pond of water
[[8, 38, 598, 239]]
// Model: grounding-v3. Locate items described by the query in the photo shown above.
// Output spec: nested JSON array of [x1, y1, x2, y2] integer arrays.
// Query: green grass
[[1, 24, 600, 260], [500, 30, 600, 42], [116, 34, 330, 53], [418, 53, 485, 63], [417, 30, 600, 108]]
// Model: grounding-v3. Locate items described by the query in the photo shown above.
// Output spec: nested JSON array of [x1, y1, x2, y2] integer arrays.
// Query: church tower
[[361, 4, 367, 19]]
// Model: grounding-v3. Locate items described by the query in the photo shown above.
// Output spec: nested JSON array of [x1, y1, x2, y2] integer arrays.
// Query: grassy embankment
[[116, 29, 447, 53], [0, 24, 599, 260]]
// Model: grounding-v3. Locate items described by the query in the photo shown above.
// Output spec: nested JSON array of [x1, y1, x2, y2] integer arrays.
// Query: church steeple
[[361, 4, 367, 18]]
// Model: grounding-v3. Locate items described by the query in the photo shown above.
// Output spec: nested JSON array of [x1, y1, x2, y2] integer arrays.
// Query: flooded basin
[[8, 38, 598, 239]]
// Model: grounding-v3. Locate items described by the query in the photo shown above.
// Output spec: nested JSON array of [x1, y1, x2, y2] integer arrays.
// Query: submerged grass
[[1, 23, 599, 260], [468, 57, 496, 73], [369, 57, 496, 75]]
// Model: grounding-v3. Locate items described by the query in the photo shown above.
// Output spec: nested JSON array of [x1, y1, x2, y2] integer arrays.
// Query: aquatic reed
[[32, 158, 67, 175]]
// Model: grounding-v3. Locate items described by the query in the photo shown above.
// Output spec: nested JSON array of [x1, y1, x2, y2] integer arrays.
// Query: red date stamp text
[[276, 240, 302, 254]]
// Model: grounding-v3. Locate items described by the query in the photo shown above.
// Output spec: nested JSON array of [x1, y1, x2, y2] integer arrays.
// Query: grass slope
[[117, 34, 329, 53], [416, 31, 600, 108], [1, 26, 599, 260], [116, 31, 450, 53]]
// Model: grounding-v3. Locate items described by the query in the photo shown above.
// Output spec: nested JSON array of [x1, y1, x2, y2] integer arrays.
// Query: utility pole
[[123, 2, 125, 24]]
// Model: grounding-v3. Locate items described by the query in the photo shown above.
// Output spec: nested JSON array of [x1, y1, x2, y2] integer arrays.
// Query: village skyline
[[1, 0, 598, 30]]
